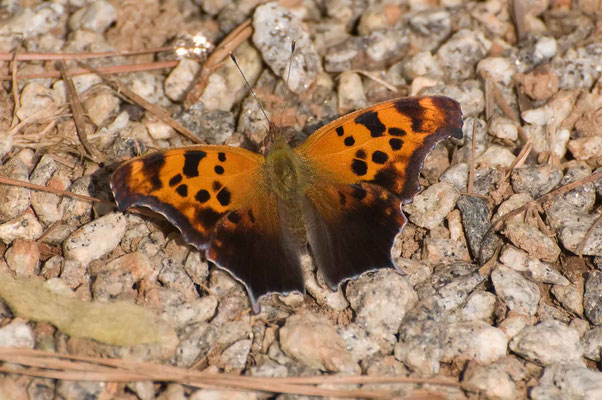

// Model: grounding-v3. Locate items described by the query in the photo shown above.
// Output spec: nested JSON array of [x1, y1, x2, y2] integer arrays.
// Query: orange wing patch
[[111, 146, 263, 250], [296, 96, 463, 201]]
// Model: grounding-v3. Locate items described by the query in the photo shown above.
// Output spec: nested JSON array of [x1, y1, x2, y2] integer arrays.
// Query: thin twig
[[10, 47, 20, 127], [57, 61, 104, 163], [0, 60, 179, 81], [0, 47, 178, 62], [468, 122, 476, 194]]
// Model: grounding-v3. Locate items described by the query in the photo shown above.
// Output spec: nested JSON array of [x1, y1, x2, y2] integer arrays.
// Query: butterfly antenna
[[229, 52, 273, 131], [285, 39, 296, 89]]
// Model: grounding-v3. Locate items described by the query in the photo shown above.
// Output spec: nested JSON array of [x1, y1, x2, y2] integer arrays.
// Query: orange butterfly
[[111, 96, 463, 312]]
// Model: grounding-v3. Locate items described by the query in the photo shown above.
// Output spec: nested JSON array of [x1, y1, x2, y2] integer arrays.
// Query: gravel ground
[[0, 0, 601, 399]]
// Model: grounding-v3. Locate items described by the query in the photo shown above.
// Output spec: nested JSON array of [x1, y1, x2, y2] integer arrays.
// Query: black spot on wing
[[141, 153, 165, 190], [196, 189, 210, 203], [183, 151, 206, 178], [215, 165, 224, 175], [355, 149, 366, 159], [248, 209, 256, 223], [344, 136, 355, 147], [227, 211, 241, 224], [217, 188, 231, 206], [218, 152, 226, 162], [372, 166, 401, 195], [175, 184, 188, 197], [355, 110, 386, 137], [212, 181, 223, 191], [351, 159, 368, 176], [389, 138, 403, 151], [336, 126, 344, 136], [197, 208, 223, 229], [169, 174, 183, 187], [372, 151, 388, 164], [388, 127, 407, 137]]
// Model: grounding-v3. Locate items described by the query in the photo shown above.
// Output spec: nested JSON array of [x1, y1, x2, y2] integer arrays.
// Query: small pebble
[[491, 264, 540, 316], [510, 320, 583, 366], [63, 212, 126, 266], [0, 211, 44, 244], [531, 364, 602, 399], [68, 1, 117, 33], [279, 312, 360, 374], [462, 361, 517, 400], [337, 71, 367, 114], [164, 59, 201, 102], [4, 239, 40, 276], [502, 222, 561, 263], [218, 339, 252, 371], [582, 326, 602, 361], [511, 164, 563, 198], [337, 323, 380, 362], [476, 145, 516, 168], [346, 269, 417, 349], [0, 320, 35, 348], [83, 89, 120, 126], [444, 321, 508, 364], [404, 182, 460, 230], [488, 116, 519, 141], [0, 157, 31, 221], [476, 57, 517, 86], [551, 284, 584, 316], [453, 290, 496, 322], [252, 3, 321, 94], [584, 271, 602, 325], [435, 29, 489, 80]]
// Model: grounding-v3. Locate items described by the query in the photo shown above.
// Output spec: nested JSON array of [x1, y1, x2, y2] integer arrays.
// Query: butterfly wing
[[296, 96, 463, 288], [111, 146, 305, 311]]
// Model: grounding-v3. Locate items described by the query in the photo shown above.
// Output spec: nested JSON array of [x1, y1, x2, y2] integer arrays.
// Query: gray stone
[[582, 326, 602, 361], [0, 157, 31, 221], [456, 195, 497, 263], [584, 271, 602, 325], [491, 264, 540, 316], [404, 182, 459, 230], [510, 320, 583, 366], [511, 164, 563, 198]]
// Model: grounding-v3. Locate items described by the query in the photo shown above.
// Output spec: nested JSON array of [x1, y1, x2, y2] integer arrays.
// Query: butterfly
[[111, 96, 463, 312]]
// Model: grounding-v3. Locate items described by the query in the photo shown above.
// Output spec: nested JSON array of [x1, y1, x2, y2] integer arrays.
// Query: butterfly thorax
[[264, 139, 307, 203]]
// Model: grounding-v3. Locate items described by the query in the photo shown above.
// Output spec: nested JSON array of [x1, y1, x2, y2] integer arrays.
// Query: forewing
[[296, 96, 463, 201], [110, 145, 263, 250]]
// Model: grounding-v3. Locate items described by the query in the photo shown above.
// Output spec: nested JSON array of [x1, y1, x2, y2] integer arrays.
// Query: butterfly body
[[111, 96, 463, 312]]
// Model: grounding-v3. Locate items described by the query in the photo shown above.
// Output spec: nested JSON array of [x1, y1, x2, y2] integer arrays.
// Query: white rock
[[63, 212, 126, 266], [0, 4, 64, 39], [219, 339, 252, 370], [500, 246, 569, 285], [498, 315, 530, 339], [17, 82, 59, 122], [582, 327, 602, 361], [405, 182, 460, 229], [404, 51, 443, 79], [488, 116, 519, 141], [0, 157, 31, 221], [477, 145, 516, 168], [532, 364, 602, 399], [83, 89, 120, 126], [454, 290, 496, 322], [568, 135, 602, 161], [0, 212, 44, 244], [0, 320, 35, 348], [337, 72, 367, 114], [280, 312, 360, 374], [522, 91, 576, 127], [164, 59, 201, 102], [477, 57, 517, 85], [444, 321, 508, 364], [52, 74, 103, 100], [346, 270, 417, 345], [252, 3, 321, 94], [463, 362, 517, 400], [5, 239, 39, 276], [68, 1, 117, 33], [534, 37, 557, 62], [144, 117, 176, 141], [510, 320, 584, 366], [440, 162, 468, 192], [338, 323, 380, 362], [491, 264, 540, 316]]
